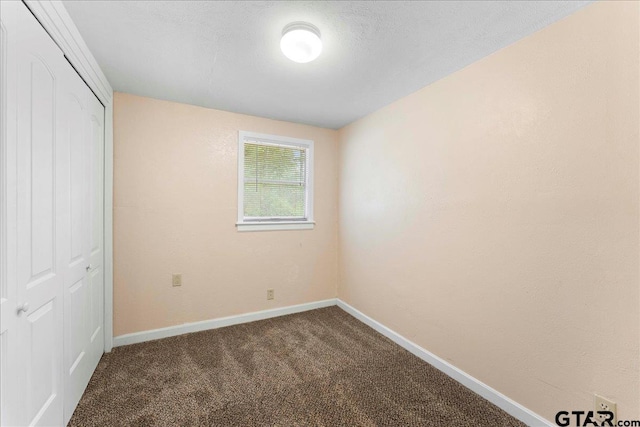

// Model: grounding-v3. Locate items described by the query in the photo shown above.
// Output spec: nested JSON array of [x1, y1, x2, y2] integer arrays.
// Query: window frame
[[237, 131, 314, 232]]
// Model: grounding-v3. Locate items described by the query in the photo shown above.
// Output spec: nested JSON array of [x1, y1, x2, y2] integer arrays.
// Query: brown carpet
[[69, 307, 526, 426]]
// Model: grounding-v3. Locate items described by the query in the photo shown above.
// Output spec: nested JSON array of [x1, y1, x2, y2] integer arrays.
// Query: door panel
[[68, 95, 86, 266], [26, 300, 57, 425], [87, 95, 104, 367], [61, 40, 105, 425], [61, 62, 94, 423], [27, 61, 55, 279], [18, 54, 56, 287], [89, 268, 103, 343], [63, 87, 89, 388], [17, 15, 66, 427], [0, 4, 17, 424], [67, 278, 86, 375], [11, 2, 68, 425], [63, 84, 105, 425]]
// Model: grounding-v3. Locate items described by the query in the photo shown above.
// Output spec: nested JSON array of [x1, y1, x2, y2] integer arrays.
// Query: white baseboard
[[336, 299, 552, 427], [113, 299, 337, 347]]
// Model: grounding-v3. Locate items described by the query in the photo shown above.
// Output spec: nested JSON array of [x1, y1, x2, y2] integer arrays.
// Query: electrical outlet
[[595, 394, 617, 424], [172, 274, 182, 287], [267, 289, 274, 300]]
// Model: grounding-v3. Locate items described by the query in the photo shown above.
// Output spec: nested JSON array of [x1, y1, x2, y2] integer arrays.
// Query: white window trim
[[237, 131, 314, 232]]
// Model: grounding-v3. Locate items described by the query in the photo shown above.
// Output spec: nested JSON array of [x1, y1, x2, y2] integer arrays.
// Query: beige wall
[[338, 1, 639, 423], [113, 93, 339, 336]]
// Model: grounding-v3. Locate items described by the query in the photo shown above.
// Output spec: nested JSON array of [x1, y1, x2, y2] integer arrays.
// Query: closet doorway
[[1, 2, 106, 425]]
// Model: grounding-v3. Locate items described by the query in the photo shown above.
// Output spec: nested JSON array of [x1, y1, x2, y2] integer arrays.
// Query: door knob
[[86, 264, 92, 272], [17, 302, 29, 315]]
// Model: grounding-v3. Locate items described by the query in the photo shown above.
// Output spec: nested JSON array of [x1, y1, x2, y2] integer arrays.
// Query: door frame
[[23, 0, 114, 352]]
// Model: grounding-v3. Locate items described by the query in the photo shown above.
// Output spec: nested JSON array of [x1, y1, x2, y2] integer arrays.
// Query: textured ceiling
[[64, 1, 592, 129]]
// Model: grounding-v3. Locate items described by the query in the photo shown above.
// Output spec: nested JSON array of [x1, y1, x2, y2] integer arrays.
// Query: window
[[237, 131, 314, 231]]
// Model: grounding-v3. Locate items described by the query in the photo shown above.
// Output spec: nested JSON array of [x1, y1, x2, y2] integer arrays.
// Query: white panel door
[[86, 94, 105, 372], [62, 68, 104, 424], [61, 59, 92, 424], [2, 1, 70, 425], [0, 2, 18, 425]]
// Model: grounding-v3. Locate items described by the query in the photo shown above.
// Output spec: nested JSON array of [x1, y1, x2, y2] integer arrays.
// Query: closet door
[[2, 1, 69, 425], [63, 72, 105, 424], [86, 93, 105, 375], [1, 2, 106, 425], [0, 2, 18, 425], [60, 56, 92, 423]]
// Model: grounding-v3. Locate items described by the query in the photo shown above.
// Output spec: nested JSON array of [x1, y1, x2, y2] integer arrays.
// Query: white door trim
[[23, 0, 114, 352]]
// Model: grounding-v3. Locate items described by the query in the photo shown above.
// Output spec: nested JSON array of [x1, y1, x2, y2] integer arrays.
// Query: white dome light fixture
[[280, 22, 322, 63]]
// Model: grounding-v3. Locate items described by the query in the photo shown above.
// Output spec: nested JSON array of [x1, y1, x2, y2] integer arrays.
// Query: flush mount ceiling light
[[280, 22, 322, 63]]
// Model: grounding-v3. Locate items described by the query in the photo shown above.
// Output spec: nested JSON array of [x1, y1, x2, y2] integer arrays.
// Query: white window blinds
[[243, 141, 308, 220]]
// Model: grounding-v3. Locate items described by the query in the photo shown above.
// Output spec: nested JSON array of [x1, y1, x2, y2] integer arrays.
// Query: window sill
[[236, 221, 315, 232]]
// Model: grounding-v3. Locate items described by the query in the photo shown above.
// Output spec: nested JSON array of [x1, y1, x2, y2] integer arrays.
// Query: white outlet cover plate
[[594, 395, 617, 423]]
